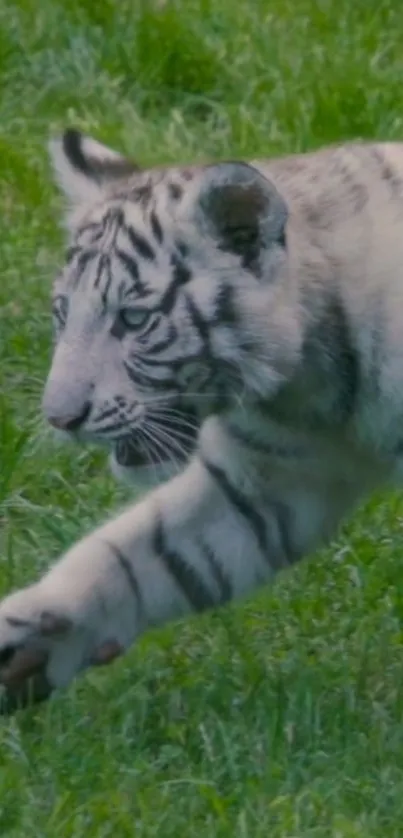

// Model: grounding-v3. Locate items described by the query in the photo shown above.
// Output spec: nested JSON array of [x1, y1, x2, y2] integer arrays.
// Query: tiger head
[[43, 130, 298, 484]]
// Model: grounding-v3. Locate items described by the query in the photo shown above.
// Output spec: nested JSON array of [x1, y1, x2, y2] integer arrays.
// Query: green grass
[[1, 0, 403, 833]]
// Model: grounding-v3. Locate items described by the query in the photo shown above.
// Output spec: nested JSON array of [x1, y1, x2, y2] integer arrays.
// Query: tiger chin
[[3, 128, 403, 714]]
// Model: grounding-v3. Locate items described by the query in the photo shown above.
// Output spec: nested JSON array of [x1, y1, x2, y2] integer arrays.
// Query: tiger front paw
[[0, 584, 124, 714]]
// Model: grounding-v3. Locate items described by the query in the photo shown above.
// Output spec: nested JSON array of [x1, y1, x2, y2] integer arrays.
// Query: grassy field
[[1, 0, 403, 834]]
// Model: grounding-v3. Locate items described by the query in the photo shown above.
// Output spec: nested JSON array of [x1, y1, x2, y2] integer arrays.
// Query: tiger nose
[[46, 402, 92, 431]]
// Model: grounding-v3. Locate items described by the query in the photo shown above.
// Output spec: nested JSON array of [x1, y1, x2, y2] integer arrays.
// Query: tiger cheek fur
[[2, 130, 403, 709]]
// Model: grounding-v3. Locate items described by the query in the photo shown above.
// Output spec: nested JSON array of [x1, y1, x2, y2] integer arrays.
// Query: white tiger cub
[[2, 130, 403, 711]]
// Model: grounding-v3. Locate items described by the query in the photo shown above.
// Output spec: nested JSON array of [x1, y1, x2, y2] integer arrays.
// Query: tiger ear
[[197, 162, 288, 276], [49, 129, 140, 204]]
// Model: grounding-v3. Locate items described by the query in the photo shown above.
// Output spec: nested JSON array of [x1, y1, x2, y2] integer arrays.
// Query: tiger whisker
[[134, 428, 171, 480], [146, 433, 195, 461], [146, 411, 200, 434], [145, 420, 195, 462], [140, 424, 184, 475], [146, 418, 198, 447]]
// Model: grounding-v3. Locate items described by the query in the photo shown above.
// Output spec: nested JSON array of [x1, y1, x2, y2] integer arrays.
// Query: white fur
[[3, 136, 403, 704]]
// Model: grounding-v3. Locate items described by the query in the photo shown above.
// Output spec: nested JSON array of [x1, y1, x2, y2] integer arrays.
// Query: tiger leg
[[0, 455, 337, 712]]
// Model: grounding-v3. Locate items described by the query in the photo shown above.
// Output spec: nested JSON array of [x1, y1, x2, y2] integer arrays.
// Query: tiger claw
[[0, 647, 52, 714], [0, 604, 73, 714], [91, 639, 123, 666]]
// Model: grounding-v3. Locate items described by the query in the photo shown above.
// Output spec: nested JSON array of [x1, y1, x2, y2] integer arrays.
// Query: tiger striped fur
[[2, 129, 403, 711]]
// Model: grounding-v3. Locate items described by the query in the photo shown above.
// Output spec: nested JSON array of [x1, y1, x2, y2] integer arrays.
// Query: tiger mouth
[[113, 404, 200, 468]]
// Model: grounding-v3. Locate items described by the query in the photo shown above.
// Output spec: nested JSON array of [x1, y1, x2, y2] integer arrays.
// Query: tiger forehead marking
[[62, 195, 193, 312], [60, 162, 198, 308]]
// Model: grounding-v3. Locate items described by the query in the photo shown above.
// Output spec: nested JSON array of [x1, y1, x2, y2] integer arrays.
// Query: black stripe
[[78, 220, 107, 238], [100, 259, 113, 307], [95, 405, 119, 423], [199, 538, 232, 604], [115, 250, 151, 297], [65, 245, 81, 263], [52, 295, 69, 328], [368, 290, 384, 398], [150, 210, 164, 244], [168, 182, 183, 201], [123, 360, 153, 389], [272, 501, 299, 566], [202, 458, 269, 559], [153, 515, 216, 612], [103, 539, 143, 610], [92, 253, 106, 289], [136, 355, 173, 369], [137, 325, 177, 361], [176, 242, 189, 258], [172, 255, 192, 287], [184, 293, 211, 355], [5, 616, 33, 629], [76, 249, 97, 284], [139, 316, 162, 340], [160, 283, 178, 315], [124, 360, 177, 392], [213, 283, 238, 326], [330, 297, 359, 421], [303, 294, 359, 424], [159, 257, 193, 315], [62, 131, 138, 182], [116, 249, 139, 281], [125, 224, 156, 261], [63, 130, 92, 176], [107, 207, 125, 227], [145, 327, 177, 356], [132, 184, 152, 207], [98, 417, 129, 434]]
